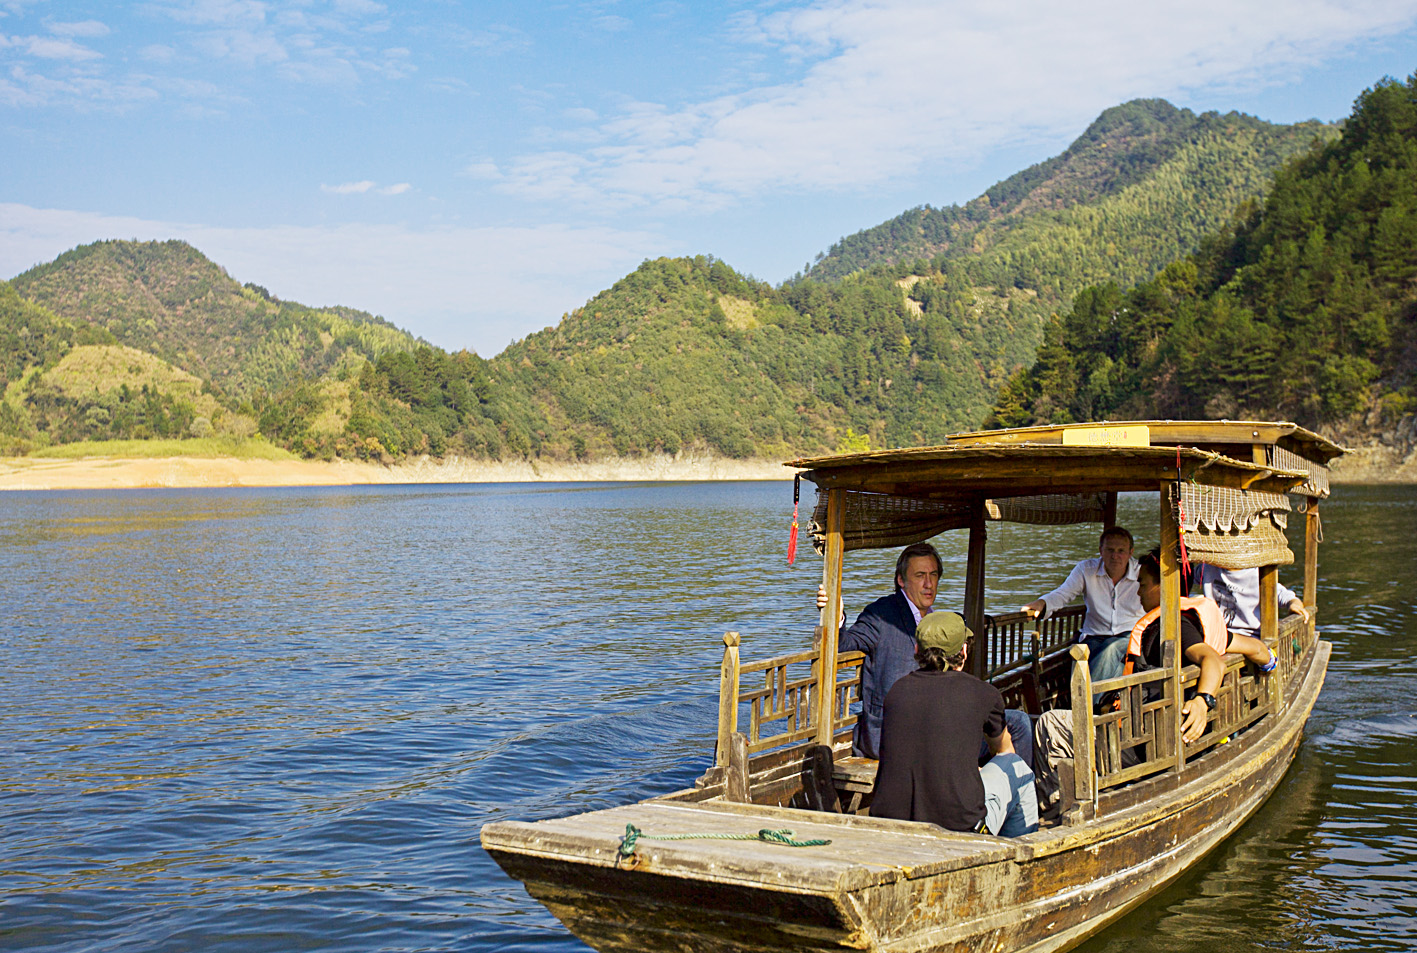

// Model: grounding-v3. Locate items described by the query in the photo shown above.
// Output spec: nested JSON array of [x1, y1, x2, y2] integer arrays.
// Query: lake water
[[0, 481, 1413, 952]]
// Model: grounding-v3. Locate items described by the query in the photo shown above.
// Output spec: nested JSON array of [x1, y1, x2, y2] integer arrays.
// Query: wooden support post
[[725, 732, 750, 803], [716, 632, 741, 766], [964, 500, 988, 678], [815, 488, 846, 747], [1260, 563, 1282, 711], [1102, 491, 1118, 529], [1158, 639, 1178, 764], [1304, 501, 1320, 612], [1069, 644, 1096, 812], [1160, 482, 1184, 775]]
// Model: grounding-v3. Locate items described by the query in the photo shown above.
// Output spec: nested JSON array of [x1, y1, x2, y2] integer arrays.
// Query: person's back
[[873, 668, 1002, 830], [871, 612, 1037, 836]]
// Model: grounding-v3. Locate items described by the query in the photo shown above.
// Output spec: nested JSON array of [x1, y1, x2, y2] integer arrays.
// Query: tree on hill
[[988, 73, 1417, 432], [11, 240, 421, 399], [803, 100, 1334, 286], [0, 89, 1372, 464]]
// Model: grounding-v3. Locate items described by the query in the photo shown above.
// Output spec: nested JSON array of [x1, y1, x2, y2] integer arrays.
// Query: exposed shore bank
[[0, 452, 790, 491], [0, 445, 1406, 491]]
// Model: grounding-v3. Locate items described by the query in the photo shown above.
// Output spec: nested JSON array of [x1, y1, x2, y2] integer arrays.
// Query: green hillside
[[0, 284, 263, 454], [2, 90, 1373, 464], [989, 74, 1417, 433], [11, 240, 422, 399], [805, 100, 1337, 293]]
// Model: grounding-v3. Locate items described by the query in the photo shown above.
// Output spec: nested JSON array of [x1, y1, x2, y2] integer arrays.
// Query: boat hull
[[482, 640, 1329, 953]]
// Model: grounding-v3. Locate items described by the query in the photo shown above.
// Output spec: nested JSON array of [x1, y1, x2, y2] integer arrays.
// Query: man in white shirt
[[1021, 527, 1143, 683], [1195, 564, 1310, 636]]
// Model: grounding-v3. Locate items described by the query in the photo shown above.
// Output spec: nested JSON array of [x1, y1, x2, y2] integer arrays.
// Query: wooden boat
[[481, 420, 1345, 953]]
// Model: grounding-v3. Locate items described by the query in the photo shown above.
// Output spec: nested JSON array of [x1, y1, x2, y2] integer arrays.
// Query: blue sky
[[2, 0, 1416, 357]]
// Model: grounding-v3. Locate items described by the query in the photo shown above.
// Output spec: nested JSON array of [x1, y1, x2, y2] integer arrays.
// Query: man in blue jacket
[[823, 542, 1033, 762], [837, 542, 943, 759]]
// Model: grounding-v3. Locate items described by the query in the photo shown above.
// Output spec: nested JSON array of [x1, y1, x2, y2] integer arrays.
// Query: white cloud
[[333, 0, 386, 15], [460, 160, 502, 180], [139, 43, 177, 62], [0, 65, 157, 108], [0, 203, 669, 355], [319, 180, 411, 195], [157, 0, 270, 28], [497, 0, 1417, 209], [46, 19, 110, 38], [321, 180, 376, 194], [15, 34, 102, 60]]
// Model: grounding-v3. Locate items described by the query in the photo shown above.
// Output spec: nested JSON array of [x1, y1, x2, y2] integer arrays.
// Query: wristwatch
[[1196, 692, 1217, 711]]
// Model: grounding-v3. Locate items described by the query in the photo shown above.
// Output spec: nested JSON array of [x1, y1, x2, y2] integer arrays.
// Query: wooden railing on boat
[[983, 607, 1081, 679], [714, 606, 1085, 769], [1061, 608, 1320, 821], [704, 602, 1319, 819]]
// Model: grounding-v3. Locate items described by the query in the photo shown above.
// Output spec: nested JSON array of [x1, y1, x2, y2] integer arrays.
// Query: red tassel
[[787, 475, 800, 564]]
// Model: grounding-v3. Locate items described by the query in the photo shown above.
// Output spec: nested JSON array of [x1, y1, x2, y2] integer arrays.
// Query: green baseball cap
[[915, 611, 972, 656]]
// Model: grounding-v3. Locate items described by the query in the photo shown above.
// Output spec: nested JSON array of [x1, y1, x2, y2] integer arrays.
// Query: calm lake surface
[[1, 481, 1413, 952]]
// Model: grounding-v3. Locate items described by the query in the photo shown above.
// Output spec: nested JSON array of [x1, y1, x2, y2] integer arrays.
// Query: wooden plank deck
[[480, 797, 1014, 896]]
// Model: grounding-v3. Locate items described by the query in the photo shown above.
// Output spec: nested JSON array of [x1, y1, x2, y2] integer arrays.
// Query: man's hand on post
[[1181, 698, 1208, 743]]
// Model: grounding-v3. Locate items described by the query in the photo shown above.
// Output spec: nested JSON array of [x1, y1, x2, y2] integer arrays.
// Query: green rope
[[617, 823, 831, 858]]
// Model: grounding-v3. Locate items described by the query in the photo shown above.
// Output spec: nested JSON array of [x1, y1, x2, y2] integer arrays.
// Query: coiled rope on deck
[[617, 823, 831, 858]]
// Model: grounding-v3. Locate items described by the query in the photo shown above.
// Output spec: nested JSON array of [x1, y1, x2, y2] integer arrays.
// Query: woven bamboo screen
[[809, 483, 1297, 567], [809, 492, 975, 554], [809, 491, 1109, 554], [1174, 483, 1294, 569], [1270, 445, 1329, 498]]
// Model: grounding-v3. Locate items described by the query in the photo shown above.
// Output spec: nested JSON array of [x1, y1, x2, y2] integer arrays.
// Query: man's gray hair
[[895, 542, 942, 587]]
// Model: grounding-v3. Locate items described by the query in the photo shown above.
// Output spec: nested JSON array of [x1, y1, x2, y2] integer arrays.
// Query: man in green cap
[[870, 611, 1038, 836]]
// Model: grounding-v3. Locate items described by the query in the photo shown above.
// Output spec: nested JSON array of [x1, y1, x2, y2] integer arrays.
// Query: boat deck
[[481, 796, 1015, 895]]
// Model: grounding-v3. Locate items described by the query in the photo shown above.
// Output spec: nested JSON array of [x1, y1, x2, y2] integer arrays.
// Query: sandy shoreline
[[0, 444, 1407, 491], [0, 453, 792, 491]]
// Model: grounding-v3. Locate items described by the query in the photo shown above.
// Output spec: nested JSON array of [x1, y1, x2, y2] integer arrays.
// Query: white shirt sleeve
[[1040, 560, 1089, 619]]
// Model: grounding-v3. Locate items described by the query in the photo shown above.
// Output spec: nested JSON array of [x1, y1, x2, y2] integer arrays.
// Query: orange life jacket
[[1122, 596, 1229, 675]]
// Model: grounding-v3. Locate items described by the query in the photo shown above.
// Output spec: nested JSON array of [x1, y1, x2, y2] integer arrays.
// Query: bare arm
[[1022, 561, 1087, 619], [1180, 643, 1224, 743]]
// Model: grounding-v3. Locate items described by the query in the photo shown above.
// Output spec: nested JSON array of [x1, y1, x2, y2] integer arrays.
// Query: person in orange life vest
[[1032, 551, 1280, 816], [1128, 551, 1277, 742]]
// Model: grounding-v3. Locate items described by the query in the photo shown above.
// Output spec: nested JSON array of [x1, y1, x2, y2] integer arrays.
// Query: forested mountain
[[3, 86, 1382, 463], [11, 240, 421, 398], [804, 100, 1336, 291], [989, 74, 1417, 435]]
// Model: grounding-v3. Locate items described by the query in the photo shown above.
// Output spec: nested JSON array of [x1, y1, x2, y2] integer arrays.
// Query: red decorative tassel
[[787, 475, 800, 564]]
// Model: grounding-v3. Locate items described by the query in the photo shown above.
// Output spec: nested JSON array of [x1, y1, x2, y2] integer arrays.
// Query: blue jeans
[[1082, 634, 1129, 706], [980, 752, 1039, 837], [978, 709, 1034, 770]]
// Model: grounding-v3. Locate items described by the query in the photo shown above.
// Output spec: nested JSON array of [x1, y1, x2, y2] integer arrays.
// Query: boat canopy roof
[[786, 420, 1346, 569]]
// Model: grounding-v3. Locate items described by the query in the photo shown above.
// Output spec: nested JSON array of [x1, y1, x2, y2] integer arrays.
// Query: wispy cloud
[[320, 180, 410, 195], [45, 20, 110, 38], [10, 34, 103, 60], [495, 0, 1417, 210], [0, 0, 412, 110], [0, 204, 668, 354]]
